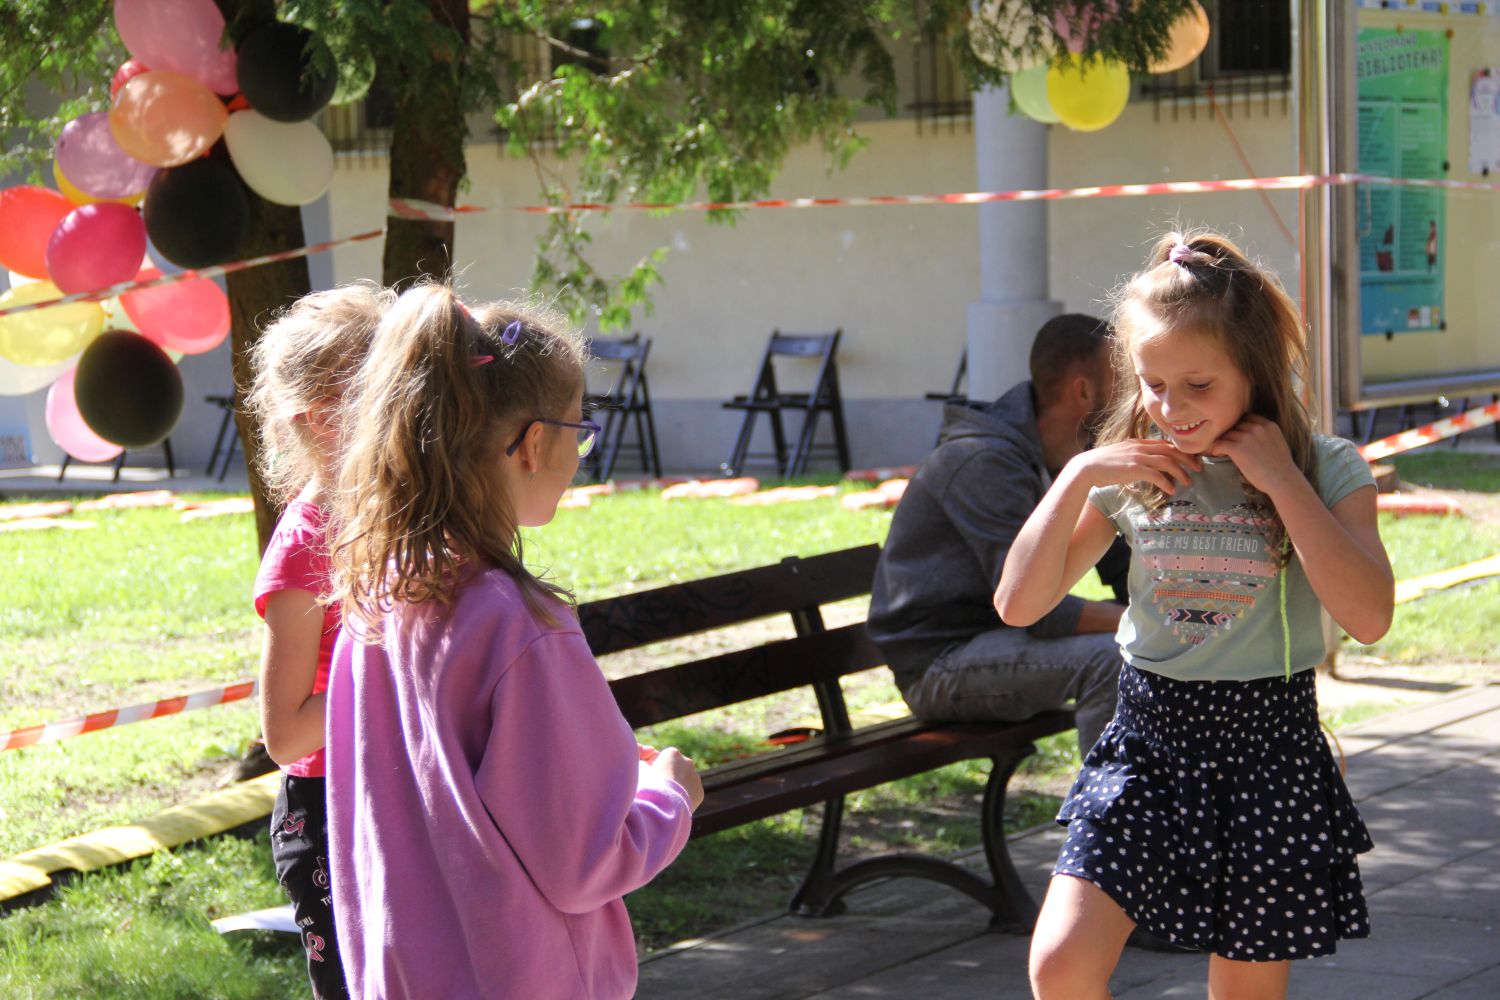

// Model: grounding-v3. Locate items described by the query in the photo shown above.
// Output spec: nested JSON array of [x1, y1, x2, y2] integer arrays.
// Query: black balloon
[[236, 22, 337, 122], [143, 159, 250, 269], [75, 331, 184, 449]]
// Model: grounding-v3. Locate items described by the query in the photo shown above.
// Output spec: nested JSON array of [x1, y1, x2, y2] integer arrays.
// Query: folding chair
[[722, 330, 851, 479], [924, 348, 968, 406], [205, 393, 240, 482], [584, 333, 662, 482]]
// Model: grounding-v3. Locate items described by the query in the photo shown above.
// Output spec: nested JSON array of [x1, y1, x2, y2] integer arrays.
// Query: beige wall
[[320, 93, 1302, 469]]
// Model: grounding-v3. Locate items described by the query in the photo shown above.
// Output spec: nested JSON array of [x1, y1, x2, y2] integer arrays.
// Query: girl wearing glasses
[[324, 283, 702, 999]]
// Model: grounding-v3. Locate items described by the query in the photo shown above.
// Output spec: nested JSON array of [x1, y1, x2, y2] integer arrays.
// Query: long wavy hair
[[245, 281, 395, 507], [1096, 229, 1317, 562], [328, 282, 587, 640]]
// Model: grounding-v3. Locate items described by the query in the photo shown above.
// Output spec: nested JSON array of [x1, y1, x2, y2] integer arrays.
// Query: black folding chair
[[584, 333, 662, 482], [205, 393, 240, 482], [925, 348, 968, 406], [722, 330, 851, 479]]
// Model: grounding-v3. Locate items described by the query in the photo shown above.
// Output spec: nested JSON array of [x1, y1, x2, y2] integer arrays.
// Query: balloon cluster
[[975, 1, 1212, 132], [0, 0, 339, 461]]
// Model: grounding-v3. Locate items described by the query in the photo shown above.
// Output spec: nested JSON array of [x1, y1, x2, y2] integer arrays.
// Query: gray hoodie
[[868, 381, 1125, 687]]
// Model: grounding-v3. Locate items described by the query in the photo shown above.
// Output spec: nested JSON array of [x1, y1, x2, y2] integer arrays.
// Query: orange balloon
[[1149, 1, 1211, 74], [109, 71, 227, 168]]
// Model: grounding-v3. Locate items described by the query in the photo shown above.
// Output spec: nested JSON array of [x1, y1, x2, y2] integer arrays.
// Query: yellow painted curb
[[1, 771, 281, 904], [1395, 553, 1500, 605]]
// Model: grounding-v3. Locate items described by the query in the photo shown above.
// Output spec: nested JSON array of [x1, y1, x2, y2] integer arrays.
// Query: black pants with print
[[270, 774, 349, 1000]]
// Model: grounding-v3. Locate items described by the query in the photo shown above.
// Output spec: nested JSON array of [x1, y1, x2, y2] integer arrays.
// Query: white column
[[966, 85, 1062, 401]]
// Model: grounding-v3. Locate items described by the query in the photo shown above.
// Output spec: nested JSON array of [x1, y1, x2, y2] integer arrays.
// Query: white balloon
[[0, 353, 74, 396], [3, 268, 40, 291], [224, 110, 335, 207]]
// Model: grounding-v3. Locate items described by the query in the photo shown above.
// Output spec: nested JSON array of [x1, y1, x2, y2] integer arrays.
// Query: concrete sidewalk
[[638, 683, 1500, 999]]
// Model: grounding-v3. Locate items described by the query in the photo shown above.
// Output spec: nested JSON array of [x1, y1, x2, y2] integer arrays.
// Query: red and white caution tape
[[0, 229, 385, 319], [0, 680, 258, 752], [1359, 401, 1500, 462], [5, 172, 1498, 321]]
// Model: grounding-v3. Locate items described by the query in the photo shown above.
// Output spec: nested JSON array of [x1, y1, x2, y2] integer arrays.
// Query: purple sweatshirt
[[325, 568, 693, 999]]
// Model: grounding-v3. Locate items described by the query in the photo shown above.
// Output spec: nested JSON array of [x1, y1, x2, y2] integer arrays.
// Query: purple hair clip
[[1168, 242, 1194, 265], [501, 320, 524, 346]]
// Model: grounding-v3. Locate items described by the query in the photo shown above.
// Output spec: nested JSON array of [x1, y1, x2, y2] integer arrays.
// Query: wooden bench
[[579, 543, 1075, 932]]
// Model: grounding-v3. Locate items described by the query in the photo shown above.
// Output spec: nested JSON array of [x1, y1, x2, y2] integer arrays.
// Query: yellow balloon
[[0, 281, 106, 366], [1149, 1, 1211, 74], [1045, 55, 1131, 132], [53, 161, 145, 208]]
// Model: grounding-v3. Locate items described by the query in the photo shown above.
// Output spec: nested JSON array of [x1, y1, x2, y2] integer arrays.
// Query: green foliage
[[0, 0, 119, 181]]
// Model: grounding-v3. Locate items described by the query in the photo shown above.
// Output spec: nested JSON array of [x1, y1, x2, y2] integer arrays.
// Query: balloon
[[1010, 64, 1059, 124], [331, 48, 377, 106], [0, 282, 106, 367], [46, 367, 124, 462], [0, 186, 74, 279], [223, 111, 333, 205], [45, 204, 148, 295], [0, 353, 73, 396], [114, 0, 238, 95], [74, 330, 184, 448], [121, 267, 230, 354], [1149, 1, 1211, 74], [1053, 1, 1119, 54], [971, 1, 1048, 72], [54, 112, 157, 202], [236, 22, 337, 122], [53, 162, 147, 208], [110, 71, 228, 168], [1046, 55, 1131, 132], [142, 159, 250, 268], [111, 59, 151, 98]]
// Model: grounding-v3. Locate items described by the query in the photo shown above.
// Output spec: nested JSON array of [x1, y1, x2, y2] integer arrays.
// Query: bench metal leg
[[784, 745, 1041, 934]]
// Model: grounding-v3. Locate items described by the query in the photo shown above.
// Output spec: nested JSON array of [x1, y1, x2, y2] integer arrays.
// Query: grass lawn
[[4, 449, 1500, 997]]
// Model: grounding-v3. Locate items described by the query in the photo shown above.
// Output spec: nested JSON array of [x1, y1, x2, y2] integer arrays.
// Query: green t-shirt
[[1089, 434, 1375, 682]]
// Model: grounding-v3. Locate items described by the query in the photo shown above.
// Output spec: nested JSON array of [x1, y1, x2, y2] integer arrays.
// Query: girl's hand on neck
[[1205, 415, 1301, 500]]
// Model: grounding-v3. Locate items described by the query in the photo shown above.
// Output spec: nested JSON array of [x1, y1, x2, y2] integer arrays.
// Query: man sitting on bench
[[868, 314, 1129, 754]]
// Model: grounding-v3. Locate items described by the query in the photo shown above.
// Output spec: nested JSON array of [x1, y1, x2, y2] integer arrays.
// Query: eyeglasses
[[505, 418, 603, 459]]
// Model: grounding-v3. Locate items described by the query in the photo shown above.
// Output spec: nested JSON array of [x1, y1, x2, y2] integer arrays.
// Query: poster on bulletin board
[[1471, 68, 1500, 175], [1356, 27, 1448, 337]]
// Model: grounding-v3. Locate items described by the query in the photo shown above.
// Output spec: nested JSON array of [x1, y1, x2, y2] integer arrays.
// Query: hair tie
[[501, 320, 523, 346], [1168, 242, 1194, 266], [469, 354, 495, 368]]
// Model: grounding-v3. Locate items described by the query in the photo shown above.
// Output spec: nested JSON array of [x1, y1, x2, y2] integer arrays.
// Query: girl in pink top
[[247, 281, 394, 1000], [324, 284, 702, 1000]]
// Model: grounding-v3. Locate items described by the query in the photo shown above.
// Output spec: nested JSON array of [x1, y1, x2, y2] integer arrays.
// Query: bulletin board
[[1333, 3, 1500, 408]]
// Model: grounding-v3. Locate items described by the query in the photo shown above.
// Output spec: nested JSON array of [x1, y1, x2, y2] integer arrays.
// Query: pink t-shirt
[[252, 500, 338, 778]]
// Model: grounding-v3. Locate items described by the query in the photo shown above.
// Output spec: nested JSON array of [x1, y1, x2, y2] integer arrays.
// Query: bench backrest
[[578, 544, 884, 731]]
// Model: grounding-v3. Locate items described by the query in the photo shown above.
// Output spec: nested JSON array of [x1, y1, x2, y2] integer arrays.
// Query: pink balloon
[[46, 205, 148, 295], [46, 367, 124, 463], [114, 0, 238, 96], [55, 112, 157, 201], [120, 266, 230, 354]]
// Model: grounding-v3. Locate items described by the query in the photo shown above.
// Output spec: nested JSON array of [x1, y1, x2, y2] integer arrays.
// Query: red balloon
[[120, 266, 230, 354], [46, 204, 148, 294], [111, 59, 151, 99], [0, 186, 74, 279]]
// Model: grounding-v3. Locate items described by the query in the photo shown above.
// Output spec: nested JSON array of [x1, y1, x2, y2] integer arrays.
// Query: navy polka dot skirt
[[1053, 662, 1373, 962]]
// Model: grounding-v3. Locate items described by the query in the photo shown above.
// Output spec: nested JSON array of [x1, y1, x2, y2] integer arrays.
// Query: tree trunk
[[225, 195, 311, 553], [381, 0, 470, 287]]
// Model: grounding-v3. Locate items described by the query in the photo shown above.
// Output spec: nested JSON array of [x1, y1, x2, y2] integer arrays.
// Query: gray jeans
[[899, 628, 1122, 754]]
